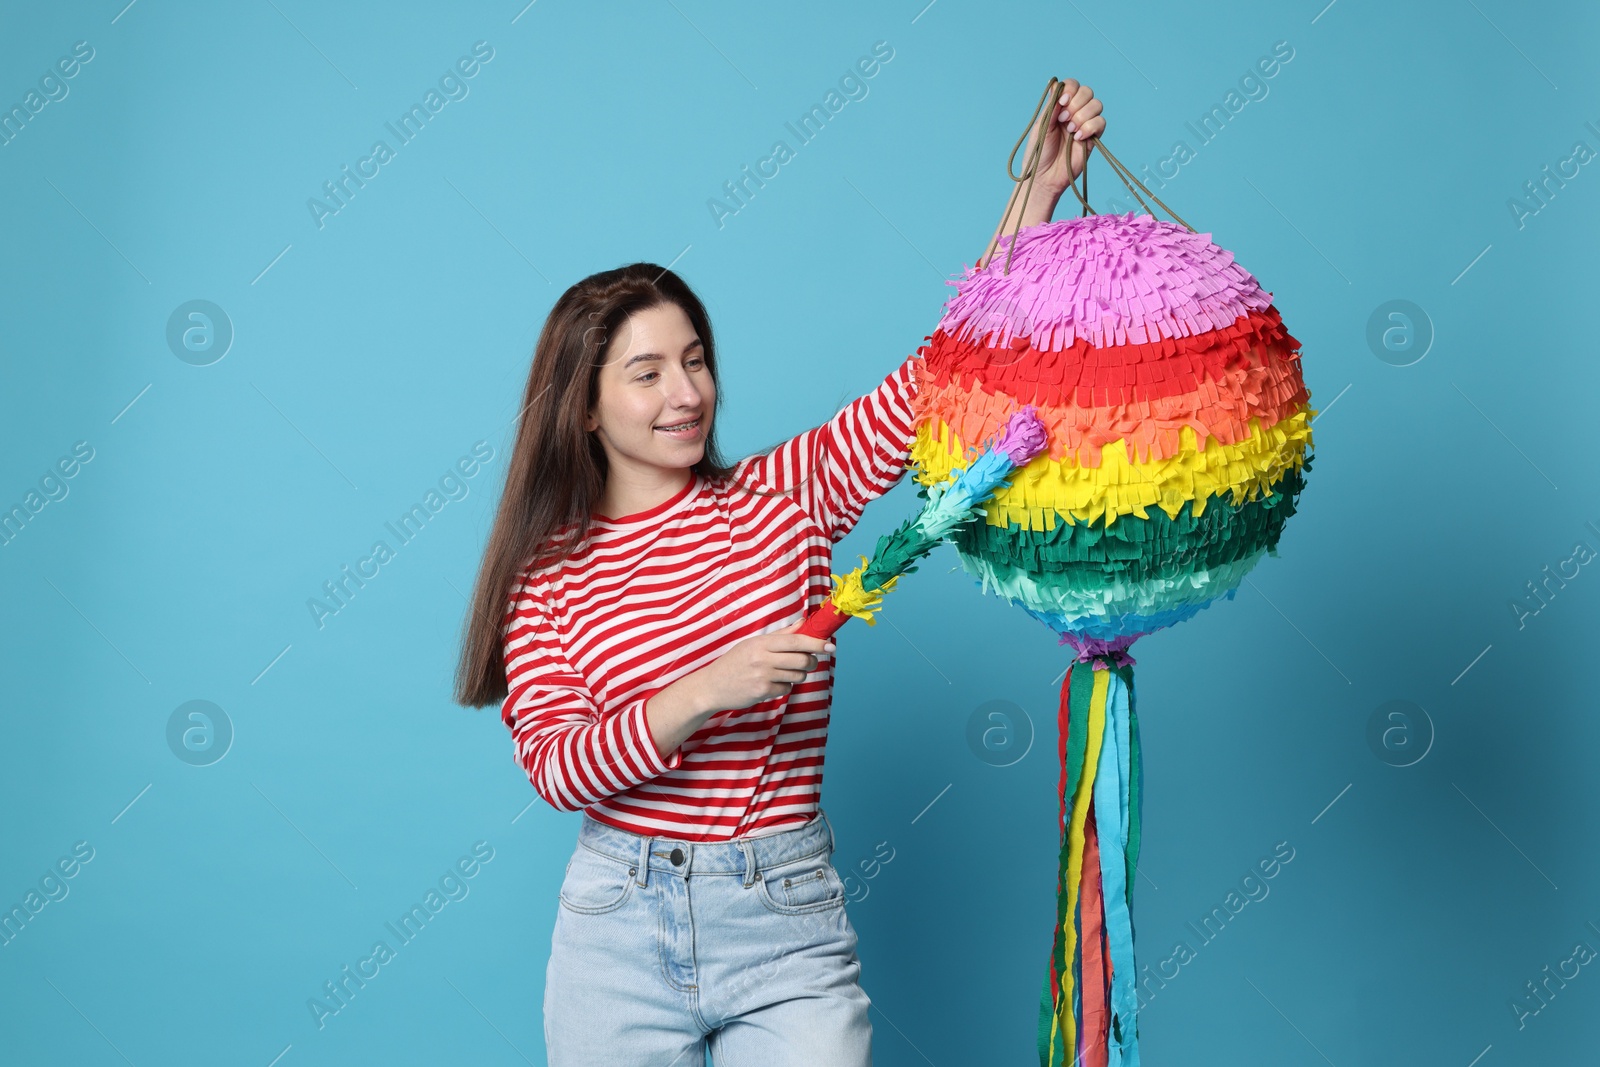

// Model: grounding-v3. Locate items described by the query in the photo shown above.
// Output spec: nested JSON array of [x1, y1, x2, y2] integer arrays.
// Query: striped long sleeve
[[495, 352, 925, 839], [500, 577, 683, 812], [734, 353, 921, 542]]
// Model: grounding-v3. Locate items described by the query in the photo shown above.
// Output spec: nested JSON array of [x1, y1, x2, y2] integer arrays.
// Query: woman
[[455, 79, 1106, 1066]]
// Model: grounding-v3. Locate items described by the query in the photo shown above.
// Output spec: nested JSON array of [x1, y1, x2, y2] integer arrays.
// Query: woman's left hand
[[1027, 78, 1106, 194]]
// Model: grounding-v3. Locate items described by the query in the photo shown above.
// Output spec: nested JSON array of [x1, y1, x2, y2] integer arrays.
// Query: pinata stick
[[795, 407, 1048, 640], [795, 599, 854, 640]]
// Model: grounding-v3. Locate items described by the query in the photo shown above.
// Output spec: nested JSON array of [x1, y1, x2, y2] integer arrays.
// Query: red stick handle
[[796, 599, 851, 640]]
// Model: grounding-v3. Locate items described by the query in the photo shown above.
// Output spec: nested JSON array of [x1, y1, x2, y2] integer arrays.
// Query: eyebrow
[[621, 338, 702, 370]]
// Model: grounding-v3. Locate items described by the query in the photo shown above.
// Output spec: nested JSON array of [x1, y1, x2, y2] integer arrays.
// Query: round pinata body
[[910, 212, 1314, 658]]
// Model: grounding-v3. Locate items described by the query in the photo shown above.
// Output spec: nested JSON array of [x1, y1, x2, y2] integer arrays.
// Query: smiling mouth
[[656, 418, 701, 432]]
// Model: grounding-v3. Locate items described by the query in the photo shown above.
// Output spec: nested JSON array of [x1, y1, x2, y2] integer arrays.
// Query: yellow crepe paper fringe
[[830, 555, 901, 624], [910, 406, 1314, 530]]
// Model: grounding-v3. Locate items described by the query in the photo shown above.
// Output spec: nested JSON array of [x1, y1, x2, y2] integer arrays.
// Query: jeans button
[[670, 847, 684, 865]]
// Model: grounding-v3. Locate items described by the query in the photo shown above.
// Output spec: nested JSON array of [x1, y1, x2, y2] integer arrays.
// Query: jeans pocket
[[558, 845, 637, 915], [755, 849, 847, 915]]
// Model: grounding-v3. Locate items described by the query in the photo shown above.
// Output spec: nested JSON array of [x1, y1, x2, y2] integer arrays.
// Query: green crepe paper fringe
[[962, 546, 1270, 620], [956, 463, 1308, 585], [861, 468, 1005, 593]]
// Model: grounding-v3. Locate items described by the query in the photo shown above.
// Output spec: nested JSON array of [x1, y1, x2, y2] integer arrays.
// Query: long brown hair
[[454, 262, 770, 710]]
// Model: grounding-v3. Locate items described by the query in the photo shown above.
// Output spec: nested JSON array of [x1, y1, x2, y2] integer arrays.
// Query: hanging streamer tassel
[[1039, 658, 1144, 1067]]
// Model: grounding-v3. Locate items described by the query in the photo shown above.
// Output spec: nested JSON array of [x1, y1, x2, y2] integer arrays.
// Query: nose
[[666, 366, 704, 410]]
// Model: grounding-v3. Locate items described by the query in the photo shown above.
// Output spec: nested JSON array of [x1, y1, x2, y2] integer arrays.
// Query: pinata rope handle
[[984, 76, 1197, 275]]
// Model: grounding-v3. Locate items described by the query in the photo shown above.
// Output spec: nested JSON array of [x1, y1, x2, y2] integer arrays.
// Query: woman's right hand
[[697, 620, 835, 714], [645, 621, 838, 760]]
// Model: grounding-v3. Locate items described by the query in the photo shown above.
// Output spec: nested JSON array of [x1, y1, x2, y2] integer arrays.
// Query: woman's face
[[584, 302, 716, 477]]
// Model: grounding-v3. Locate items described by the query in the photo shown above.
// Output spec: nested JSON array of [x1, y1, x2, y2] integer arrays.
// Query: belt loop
[[739, 839, 756, 888], [821, 809, 835, 853], [636, 832, 650, 887]]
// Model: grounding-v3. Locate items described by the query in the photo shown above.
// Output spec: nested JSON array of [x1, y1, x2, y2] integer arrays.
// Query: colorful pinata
[[910, 210, 1315, 1066]]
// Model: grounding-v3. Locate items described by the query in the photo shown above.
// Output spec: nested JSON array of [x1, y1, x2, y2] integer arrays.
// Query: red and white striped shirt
[[500, 354, 921, 841]]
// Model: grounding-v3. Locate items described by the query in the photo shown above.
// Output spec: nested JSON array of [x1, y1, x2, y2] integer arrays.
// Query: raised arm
[[500, 581, 681, 812], [732, 353, 920, 543], [977, 77, 1105, 271]]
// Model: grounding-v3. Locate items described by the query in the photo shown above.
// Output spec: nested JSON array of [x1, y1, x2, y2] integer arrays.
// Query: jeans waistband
[[577, 810, 835, 888]]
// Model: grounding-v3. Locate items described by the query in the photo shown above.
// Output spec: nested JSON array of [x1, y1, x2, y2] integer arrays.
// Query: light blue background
[[3, 0, 1598, 1063]]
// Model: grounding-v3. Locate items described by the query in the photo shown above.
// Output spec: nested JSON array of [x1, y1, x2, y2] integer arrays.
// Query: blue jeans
[[543, 808, 873, 1066]]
